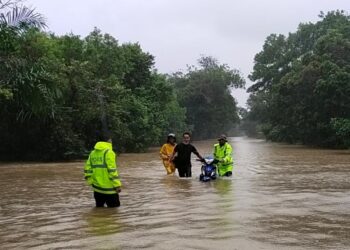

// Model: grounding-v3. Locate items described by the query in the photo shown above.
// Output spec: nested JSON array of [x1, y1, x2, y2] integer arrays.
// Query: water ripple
[[0, 137, 349, 249]]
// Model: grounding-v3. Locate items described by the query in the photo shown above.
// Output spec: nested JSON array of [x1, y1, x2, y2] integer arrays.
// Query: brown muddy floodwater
[[1, 137, 350, 250]]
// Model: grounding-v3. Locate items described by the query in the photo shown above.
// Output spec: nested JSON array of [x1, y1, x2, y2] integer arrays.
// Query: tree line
[[0, 1, 245, 160], [1, 1, 349, 161], [242, 10, 350, 148]]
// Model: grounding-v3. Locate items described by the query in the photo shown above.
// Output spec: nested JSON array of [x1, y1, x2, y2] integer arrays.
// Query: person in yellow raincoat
[[160, 133, 176, 175]]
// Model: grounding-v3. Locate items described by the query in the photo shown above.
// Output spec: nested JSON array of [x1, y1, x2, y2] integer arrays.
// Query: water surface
[[1, 137, 350, 249]]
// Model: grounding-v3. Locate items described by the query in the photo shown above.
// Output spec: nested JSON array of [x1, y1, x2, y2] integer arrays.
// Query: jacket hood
[[94, 141, 112, 151]]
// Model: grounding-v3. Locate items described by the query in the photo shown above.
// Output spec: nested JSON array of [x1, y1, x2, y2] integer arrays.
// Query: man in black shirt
[[170, 132, 204, 177]]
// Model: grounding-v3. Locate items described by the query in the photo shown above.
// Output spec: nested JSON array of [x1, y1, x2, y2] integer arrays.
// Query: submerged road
[[1, 137, 350, 249]]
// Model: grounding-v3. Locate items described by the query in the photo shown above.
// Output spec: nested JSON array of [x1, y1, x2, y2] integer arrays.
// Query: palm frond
[[0, 5, 46, 29], [0, 0, 22, 10]]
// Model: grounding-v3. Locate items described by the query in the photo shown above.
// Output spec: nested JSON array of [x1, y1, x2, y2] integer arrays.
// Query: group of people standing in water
[[84, 131, 233, 208], [160, 132, 234, 178]]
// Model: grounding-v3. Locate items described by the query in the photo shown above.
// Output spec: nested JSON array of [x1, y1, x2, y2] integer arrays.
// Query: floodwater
[[1, 137, 350, 250]]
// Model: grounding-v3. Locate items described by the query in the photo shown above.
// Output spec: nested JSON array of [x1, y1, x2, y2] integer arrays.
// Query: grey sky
[[29, 0, 350, 107]]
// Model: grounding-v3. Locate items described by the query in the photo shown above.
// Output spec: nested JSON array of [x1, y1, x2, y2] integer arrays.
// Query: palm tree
[[0, 0, 51, 122], [0, 0, 46, 29]]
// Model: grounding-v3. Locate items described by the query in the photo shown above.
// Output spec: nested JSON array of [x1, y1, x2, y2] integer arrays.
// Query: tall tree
[[246, 11, 350, 148], [170, 56, 245, 139]]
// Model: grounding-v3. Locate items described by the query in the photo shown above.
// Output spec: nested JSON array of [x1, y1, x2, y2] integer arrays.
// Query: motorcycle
[[199, 157, 217, 182]]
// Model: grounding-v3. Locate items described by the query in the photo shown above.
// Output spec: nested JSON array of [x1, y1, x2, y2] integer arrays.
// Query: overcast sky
[[29, 0, 350, 107]]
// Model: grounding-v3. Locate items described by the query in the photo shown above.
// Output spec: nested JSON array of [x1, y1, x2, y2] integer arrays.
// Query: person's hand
[[212, 159, 219, 164], [115, 187, 121, 193]]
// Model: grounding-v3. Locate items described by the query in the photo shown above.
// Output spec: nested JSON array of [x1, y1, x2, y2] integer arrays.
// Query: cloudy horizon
[[28, 0, 350, 107]]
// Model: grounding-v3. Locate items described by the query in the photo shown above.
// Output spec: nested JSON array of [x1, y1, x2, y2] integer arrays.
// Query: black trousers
[[223, 171, 232, 177], [177, 166, 192, 177], [94, 191, 120, 207]]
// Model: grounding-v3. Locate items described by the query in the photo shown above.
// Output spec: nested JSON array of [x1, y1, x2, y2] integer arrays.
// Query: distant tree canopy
[[244, 10, 350, 148], [169, 56, 245, 139]]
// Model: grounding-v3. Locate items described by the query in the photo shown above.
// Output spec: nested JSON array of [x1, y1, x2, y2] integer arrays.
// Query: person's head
[[98, 131, 112, 143], [182, 132, 191, 144], [167, 133, 176, 144], [218, 134, 227, 146]]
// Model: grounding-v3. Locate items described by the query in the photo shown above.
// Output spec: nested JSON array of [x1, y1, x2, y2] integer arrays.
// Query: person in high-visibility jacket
[[160, 133, 176, 175], [84, 133, 121, 207], [213, 134, 233, 177]]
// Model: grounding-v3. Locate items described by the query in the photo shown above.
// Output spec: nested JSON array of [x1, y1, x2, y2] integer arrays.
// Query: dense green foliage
[[245, 11, 350, 148], [169, 57, 245, 139], [5, 2, 348, 161], [0, 25, 188, 160], [0, 2, 245, 160]]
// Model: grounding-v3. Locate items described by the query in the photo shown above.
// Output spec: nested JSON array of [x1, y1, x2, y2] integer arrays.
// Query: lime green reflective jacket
[[84, 141, 121, 194], [213, 142, 233, 176]]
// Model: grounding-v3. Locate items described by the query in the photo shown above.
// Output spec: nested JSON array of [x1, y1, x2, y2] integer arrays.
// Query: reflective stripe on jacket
[[213, 142, 233, 176], [84, 141, 121, 194]]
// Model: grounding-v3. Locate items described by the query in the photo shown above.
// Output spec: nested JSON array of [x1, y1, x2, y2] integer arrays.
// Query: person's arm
[[84, 155, 93, 185], [160, 144, 169, 160], [169, 145, 178, 162], [213, 144, 222, 163], [192, 145, 204, 161], [213, 145, 218, 160], [222, 144, 233, 164], [106, 150, 122, 192]]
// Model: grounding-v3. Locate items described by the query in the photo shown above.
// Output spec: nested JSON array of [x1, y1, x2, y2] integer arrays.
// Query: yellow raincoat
[[160, 143, 176, 174]]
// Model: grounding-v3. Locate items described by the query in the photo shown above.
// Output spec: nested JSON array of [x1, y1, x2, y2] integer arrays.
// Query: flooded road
[[1, 137, 350, 250]]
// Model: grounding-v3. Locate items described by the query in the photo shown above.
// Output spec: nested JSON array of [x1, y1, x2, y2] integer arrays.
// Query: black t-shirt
[[173, 143, 199, 167]]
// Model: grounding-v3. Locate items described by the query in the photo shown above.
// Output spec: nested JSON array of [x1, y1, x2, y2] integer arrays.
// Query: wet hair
[[98, 131, 112, 142], [183, 132, 191, 138]]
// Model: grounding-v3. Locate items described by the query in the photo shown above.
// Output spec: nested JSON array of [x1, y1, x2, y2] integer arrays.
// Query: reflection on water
[[83, 208, 124, 236], [0, 137, 350, 249]]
